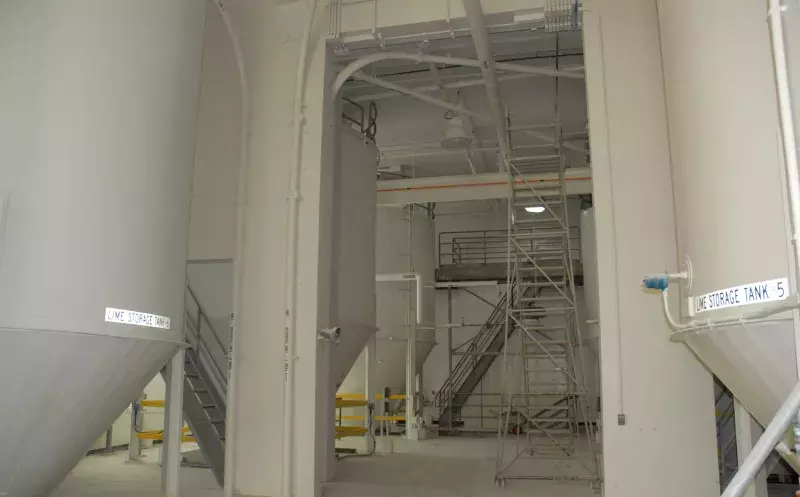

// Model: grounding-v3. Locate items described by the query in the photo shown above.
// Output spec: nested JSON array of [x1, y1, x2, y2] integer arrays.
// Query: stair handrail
[[185, 285, 228, 394], [438, 229, 580, 267], [435, 290, 510, 414]]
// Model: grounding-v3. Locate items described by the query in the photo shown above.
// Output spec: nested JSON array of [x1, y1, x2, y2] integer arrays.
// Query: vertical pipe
[[128, 393, 145, 462], [163, 348, 186, 497], [406, 206, 417, 439], [417, 368, 424, 415], [721, 382, 800, 497], [447, 287, 454, 434], [383, 387, 390, 436], [364, 335, 375, 452], [104, 427, 113, 455]]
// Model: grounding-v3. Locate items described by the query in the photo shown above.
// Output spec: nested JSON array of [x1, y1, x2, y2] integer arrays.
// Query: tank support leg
[[162, 348, 185, 497]]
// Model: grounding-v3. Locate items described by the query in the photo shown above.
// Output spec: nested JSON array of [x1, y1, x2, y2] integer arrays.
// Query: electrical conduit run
[[332, 53, 584, 98]]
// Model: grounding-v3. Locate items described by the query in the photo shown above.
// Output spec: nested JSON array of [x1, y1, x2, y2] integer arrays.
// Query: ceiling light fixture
[[441, 91, 474, 151], [525, 206, 546, 213]]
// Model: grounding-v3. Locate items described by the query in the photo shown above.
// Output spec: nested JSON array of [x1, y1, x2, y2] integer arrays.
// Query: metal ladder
[[495, 148, 599, 485]]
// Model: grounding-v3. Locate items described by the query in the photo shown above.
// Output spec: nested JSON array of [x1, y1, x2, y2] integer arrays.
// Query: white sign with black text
[[692, 278, 789, 314], [105, 307, 171, 330]]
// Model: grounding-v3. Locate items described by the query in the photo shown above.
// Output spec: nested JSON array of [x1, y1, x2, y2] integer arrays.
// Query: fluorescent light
[[525, 206, 545, 213]]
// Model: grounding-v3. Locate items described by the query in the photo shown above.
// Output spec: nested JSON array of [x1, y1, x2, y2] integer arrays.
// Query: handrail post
[[195, 305, 202, 341], [483, 230, 488, 265]]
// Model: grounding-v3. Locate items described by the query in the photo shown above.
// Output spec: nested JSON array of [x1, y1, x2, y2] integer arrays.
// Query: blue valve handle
[[642, 275, 669, 291]]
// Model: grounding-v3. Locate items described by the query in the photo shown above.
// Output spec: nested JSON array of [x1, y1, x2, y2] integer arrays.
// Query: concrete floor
[[54, 436, 600, 497], [51, 440, 799, 497], [53, 448, 220, 497], [325, 453, 597, 497]]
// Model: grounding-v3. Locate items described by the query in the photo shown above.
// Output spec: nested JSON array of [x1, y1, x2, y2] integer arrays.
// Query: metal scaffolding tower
[[494, 145, 599, 486]]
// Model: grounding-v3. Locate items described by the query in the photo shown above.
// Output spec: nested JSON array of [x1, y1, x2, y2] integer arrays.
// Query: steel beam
[[376, 167, 591, 204], [329, 0, 547, 53]]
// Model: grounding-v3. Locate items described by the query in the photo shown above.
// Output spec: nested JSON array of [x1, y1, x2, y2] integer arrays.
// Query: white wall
[[582, 1, 718, 496], [187, 6, 241, 263], [187, 261, 234, 349]]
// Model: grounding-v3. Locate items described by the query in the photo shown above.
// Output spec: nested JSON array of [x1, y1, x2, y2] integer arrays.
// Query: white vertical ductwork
[[0, 1, 206, 495]]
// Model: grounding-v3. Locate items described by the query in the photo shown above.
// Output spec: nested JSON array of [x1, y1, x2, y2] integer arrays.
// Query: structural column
[[162, 348, 186, 497], [582, 0, 718, 496], [220, 2, 335, 496]]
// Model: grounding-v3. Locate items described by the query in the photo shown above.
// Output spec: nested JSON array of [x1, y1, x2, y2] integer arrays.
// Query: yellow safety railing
[[336, 393, 406, 401], [136, 426, 194, 442], [334, 393, 407, 439]]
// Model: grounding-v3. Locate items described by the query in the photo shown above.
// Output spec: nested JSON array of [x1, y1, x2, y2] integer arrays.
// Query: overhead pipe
[[332, 52, 584, 97], [282, 0, 320, 496], [461, 0, 510, 173], [350, 73, 556, 103], [352, 72, 490, 122], [209, 1, 249, 495]]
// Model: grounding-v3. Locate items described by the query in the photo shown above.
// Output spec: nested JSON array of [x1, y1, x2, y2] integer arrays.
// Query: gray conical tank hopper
[[339, 206, 437, 397], [0, 1, 206, 495], [329, 128, 380, 387]]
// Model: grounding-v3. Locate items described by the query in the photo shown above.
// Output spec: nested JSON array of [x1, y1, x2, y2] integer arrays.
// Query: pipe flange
[[684, 255, 693, 293]]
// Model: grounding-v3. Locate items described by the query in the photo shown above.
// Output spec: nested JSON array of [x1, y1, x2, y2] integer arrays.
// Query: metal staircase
[[436, 291, 508, 433], [716, 381, 737, 488], [436, 286, 544, 433], [163, 286, 228, 486], [494, 150, 599, 485]]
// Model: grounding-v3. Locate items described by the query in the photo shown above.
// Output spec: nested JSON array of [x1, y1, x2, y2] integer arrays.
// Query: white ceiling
[[339, 30, 589, 179]]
